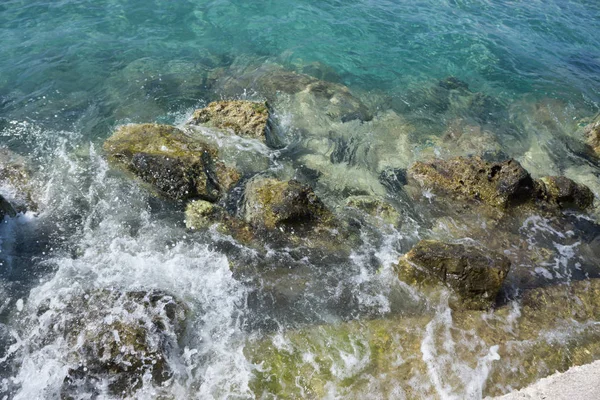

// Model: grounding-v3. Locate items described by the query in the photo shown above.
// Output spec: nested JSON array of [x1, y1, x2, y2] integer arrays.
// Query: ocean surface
[[0, 0, 600, 399]]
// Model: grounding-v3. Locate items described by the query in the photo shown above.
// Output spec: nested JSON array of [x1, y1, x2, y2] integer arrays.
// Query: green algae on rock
[[409, 156, 535, 209], [243, 176, 333, 230], [190, 100, 272, 142], [396, 240, 511, 310], [583, 113, 600, 157], [408, 156, 595, 212], [103, 123, 240, 201], [245, 279, 600, 399], [345, 195, 401, 226]]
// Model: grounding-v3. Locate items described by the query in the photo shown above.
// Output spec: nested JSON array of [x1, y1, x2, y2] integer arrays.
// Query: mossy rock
[[243, 177, 333, 230], [396, 240, 511, 310], [190, 100, 272, 143], [583, 113, 600, 157], [103, 123, 240, 201], [0, 148, 39, 213], [246, 279, 600, 399], [345, 195, 400, 226], [409, 156, 536, 209], [51, 289, 188, 398], [538, 175, 595, 211]]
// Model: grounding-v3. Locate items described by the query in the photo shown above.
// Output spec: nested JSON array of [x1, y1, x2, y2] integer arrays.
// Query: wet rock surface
[[190, 100, 272, 142], [583, 113, 600, 157], [396, 240, 511, 310], [103, 123, 240, 201], [31, 289, 188, 398], [242, 176, 333, 230], [0, 148, 39, 213], [538, 175, 594, 211], [408, 156, 595, 213], [409, 156, 536, 208], [245, 279, 600, 399]]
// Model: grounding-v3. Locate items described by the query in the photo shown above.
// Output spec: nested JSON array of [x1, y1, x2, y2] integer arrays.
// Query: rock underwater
[[245, 278, 600, 399], [396, 240, 511, 310]]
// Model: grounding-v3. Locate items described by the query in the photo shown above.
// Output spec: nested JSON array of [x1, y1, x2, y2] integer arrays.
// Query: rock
[[438, 76, 470, 91], [408, 156, 536, 209], [103, 123, 240, 201], [244, 279, 600, 399], [242, 177, 332, 230], [583, 114, 600, 157], [0, 148, 38, 212], [300, 61, 342, 83], [35, 289, 188, 398], [185, 200, 223, 230], [538, 176, 594, 211], [396, 240, 511, 310], [0, 194, 16, 220], [345, 195, 400, 226], [215, 63, 372, 122], [190, 100, 272, 143]]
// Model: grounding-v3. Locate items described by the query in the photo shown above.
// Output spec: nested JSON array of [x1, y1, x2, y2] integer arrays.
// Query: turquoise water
[[1, 0, 600, 399], [1, 0, 599, 133]]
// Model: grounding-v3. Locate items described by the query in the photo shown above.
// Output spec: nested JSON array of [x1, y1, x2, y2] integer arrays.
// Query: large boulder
[[103, 123, 240, 201], [396, 240, 511, 310], [190, 100, 272, 142], [409, 156, 536, 209], [242, 177, 333, 230], [408, 156, 595, 212]]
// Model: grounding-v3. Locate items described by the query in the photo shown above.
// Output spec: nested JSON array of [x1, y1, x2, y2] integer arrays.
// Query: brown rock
[[190, 100, 271, 141], [408, 156, 535, 209], [396, 240, 511, 309]]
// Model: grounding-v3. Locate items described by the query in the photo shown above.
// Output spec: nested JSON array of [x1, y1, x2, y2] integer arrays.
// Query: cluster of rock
[[11, 65, 597, 397]]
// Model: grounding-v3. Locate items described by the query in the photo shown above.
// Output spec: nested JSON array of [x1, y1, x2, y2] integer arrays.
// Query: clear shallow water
[[0, 0, 600, 399]]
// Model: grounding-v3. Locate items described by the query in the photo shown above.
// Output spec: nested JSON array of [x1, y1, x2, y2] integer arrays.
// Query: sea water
[[0, 0, 599, 399]]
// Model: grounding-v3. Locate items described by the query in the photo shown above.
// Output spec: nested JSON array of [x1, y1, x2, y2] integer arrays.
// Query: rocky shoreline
[[1, 61, 600, 398]]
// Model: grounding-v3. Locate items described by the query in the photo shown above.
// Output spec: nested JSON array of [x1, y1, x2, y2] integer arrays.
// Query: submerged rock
[[245, 278, 600, 399], [215, 63, 372, 122], [396, 240, 511, 310], [190, 100, 272, 143], [345, 195, 400, 226], [33, 289, 188, 398], [408, 156, 535, 209], [103, 123, 240, 201], [243, 177, 333, 230]]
